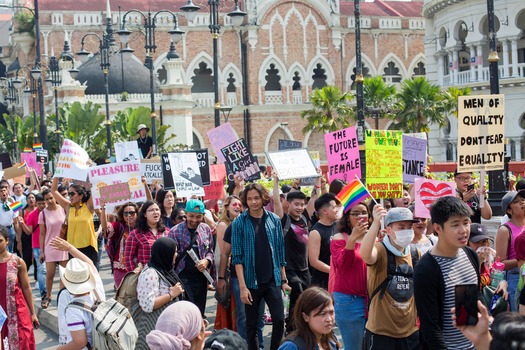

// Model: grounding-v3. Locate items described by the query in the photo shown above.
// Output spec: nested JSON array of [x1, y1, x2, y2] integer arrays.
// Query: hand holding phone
[[467, 184, 475, 191], [455, 284, 479, 326]]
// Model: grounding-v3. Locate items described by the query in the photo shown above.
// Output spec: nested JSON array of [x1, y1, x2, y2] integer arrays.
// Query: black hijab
[[148, 237, 182, 287]]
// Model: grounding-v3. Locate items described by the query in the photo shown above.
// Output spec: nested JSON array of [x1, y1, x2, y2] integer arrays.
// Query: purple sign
[[207, 122, 239, 163], [402, 135, 427, 184], [324, 126, 361, 182]]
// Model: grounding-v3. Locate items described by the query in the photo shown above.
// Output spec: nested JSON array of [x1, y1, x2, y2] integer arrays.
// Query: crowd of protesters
[[2, 166, 525, 350]]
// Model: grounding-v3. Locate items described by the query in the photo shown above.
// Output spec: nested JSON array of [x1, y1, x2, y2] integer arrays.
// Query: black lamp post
[[180, 0, 246, 128], [13, 66, 41, 145], [1, 78, 18, 161], [354, 0, 366, 179], [117, 9, 184, 157], [76, 10, 116, 162]]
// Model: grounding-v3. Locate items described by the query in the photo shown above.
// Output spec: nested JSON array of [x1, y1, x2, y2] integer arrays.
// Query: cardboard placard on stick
[[324, 126, 361, 182], [221, 138, 260, 182], [99, 182, 132, 203], [207, 122, 239, 163], [266, 149, 318, 180], [402, 135, 427, 184]]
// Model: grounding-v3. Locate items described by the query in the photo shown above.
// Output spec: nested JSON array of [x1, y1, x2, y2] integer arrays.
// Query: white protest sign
[[266, 149, 318, 180], [168, 153, 205, 197], [457, 95, 505, 172], [88, 161, 146, 209], [54, 139, 90, 181], [140, 159, 163, 184], [115, 141, 141, 162]]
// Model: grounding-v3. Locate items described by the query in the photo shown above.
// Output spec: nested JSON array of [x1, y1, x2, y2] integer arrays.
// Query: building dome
[[77, 52, 157, 94]]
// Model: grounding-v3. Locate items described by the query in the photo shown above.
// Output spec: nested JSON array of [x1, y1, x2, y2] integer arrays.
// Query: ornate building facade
[[2, 0, 426, 163]]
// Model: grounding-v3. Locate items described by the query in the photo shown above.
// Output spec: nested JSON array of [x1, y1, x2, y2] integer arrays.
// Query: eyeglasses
[[456, 176, 472, 182], [349, 212, 368, 217], [230, 202, 243, 208], [147, 208, 161, 213], [67, 192, 77, 197], [177, 215, 186, 220], [414, 217, 428, 222], [123, 211, 136, 216]]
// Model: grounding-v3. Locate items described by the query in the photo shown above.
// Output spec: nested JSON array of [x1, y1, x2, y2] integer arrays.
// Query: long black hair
[[136, 200, 165, 233]]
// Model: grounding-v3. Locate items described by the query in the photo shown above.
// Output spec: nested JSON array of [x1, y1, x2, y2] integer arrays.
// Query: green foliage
[[362, 76, 397, 121], [301, 86, 355, 134], [13, 11, 35, 37], [443, 86, 472, 118], [392, 77, 448, 133], [60, 101, 105, 148]]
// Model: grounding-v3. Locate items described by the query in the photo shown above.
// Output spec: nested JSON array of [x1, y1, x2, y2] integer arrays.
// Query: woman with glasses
[[329, 202, 370, 350], [408, 206, 436, 255], [100, 201, 139, 287], [124, 200, 168, 272], [50, 177, 98, 267], [170, 207, 186, 227]]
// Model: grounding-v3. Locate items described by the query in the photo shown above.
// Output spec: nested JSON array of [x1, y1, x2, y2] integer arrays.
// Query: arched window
[[312, 63, 327, 90], [383, 61, 402, 83], [265, 64, 282, 91], [413, 62, 426, 76], [191, 62, 214, 93]]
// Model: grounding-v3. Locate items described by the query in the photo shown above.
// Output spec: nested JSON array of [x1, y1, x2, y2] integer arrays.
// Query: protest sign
[[221, 138, 260, 182], [324, 126, 361, 182], [115, 141, 141, 162], [21, 152, 42, 177], [0, 153, 12, 169], [402, 135, 427, 184], [207, 122, 239, 163], [365, 130, 403, 198], [457, 95, 505, 172], [300, 151, 320, 186], [99, 182, 132, 203], [89, 161, 146, 209], [414, 178, 455, 218], [0, 170, 3, 180], [35, 149, 48, 164], [54, 139, 91, 181], [278, 139, 302, 151], [161, 153, 175, 189], [181, 149, 211, 186], [204, 164, 226, 200], [266, 149, 318, 180], [169, 153, 205, 197], [140, 159, 163, 184], [2, 164, 25, 180]]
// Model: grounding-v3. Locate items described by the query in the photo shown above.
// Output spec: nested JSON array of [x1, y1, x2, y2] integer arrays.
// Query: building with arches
[[424, 0, 525, 162], [1, 0, 426, 163]]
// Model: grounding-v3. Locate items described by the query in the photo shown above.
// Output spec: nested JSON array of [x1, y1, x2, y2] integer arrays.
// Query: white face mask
[[393, 229, 415, 248]]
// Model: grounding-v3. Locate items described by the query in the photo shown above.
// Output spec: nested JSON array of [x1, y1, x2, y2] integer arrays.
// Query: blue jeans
[[7, 226, 15, 253], [231, 277, 265, 345], [507, 268, 520, 312], [333, 292, 366, 350], [33, 248, 47, 298]]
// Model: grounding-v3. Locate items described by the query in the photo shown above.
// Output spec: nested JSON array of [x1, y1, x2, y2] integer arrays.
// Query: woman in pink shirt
[[330, 202, 369, 350]]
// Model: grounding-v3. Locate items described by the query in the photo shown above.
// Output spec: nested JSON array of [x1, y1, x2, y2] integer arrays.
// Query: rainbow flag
[[17, 161, 27, 169], [336, 178, 373, 212], [23, 147, 32, 152], [9, 201, 23, 212], [33, 143, 43, 150]]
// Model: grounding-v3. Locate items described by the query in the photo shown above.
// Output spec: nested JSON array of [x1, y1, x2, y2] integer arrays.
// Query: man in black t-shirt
[[136, 124, 153, 159]]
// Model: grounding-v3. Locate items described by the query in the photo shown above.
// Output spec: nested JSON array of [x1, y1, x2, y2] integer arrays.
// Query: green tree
[[301, 85, 355, 134], [392, 77, 448, 133], [363, 76, 397, 127], [443, 86, 472, 118]]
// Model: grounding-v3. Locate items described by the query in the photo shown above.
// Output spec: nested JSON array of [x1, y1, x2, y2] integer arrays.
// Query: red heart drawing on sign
[[419, 182, 454, 209]]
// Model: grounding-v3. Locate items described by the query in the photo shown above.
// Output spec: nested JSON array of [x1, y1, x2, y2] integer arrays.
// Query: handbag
[[214, 269, 231, 309]]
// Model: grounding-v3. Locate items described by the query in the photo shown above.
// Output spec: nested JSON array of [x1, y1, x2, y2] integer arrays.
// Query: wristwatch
[[281, 278, 288, 284]]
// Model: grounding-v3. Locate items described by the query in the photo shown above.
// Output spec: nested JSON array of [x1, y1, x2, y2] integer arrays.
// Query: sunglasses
[[123, 211, 136, 216], [230, 202, 243, 208], [177, 215, 186, 220], [67, 192, 77, 197]]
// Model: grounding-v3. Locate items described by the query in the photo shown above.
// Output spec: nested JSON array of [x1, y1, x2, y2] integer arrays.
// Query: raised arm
[[272, 173, 284, 219], [360, 204, 386, 265], [51, 177, 71, 210], [306, 172, 322, 219]]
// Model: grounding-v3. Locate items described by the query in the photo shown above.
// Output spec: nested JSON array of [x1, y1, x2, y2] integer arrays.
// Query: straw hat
[[59, 258, 96, 295]]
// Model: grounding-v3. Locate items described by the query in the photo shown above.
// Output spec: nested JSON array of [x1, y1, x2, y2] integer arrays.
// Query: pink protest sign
[[324, 126, 361, 182], [21, 152, 42, 177], [207, 122, 239, 163], [414, 178, 456, 218], [204, 164, 226, 200]]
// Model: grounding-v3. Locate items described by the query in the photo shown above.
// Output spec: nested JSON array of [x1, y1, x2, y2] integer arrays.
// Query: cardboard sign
[[207, 122, 239, 163], [35, 149, 48, 164], [0, 153, 12, 169], [266, 149, 318, 180], [168, 153, 205, 197], [300, 151, 320, 186], [54, 139, 91, 181], [140, 159, 163, 184], [414, 178, 456, 218], [161, 154, 175, 189], [115, 141, 141, 162], [181, 149, 210, 186], [88, 161, 146, 209], [2, 164, 26, 180], [21, 152, 42, 177], [365, 130, 403, 198], [402, 135, 427, 184], [457, 95, 505, 172], [99, 182, 132, 203], [203, 164, 227, 200], [278, 139, 302, 151], [324, 126, 361, 182], [221, 139, 260, 182]]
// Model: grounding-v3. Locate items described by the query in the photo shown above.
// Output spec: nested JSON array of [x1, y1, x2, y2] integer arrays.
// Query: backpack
[[369, 242, 419, 306], [66, 293, 138, 350], [115, 270, 141, 314]]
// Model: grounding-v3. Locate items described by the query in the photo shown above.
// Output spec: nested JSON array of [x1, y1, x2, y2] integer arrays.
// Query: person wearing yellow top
[[51, 178, 98, 267]]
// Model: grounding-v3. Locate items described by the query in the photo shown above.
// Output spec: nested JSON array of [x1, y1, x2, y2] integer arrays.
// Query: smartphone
[[467, 184, 475, 191], [358, 215, 368, 224], [455, 284, 479, 326]]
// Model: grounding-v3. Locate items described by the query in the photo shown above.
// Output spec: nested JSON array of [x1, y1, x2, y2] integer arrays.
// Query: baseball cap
[[384, 207, 418, 227], [469, 223, 490, 243], [501, 190, 525, 214], [185, 199, 205, 214], [204, 329, 248, 350]]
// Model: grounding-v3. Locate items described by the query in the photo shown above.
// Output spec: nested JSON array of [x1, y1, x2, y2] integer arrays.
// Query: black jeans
[[363, 329, 420, 350], [285, 268, 311, 334], [246, 280, 284, 350], [179, 272, 208, 317]]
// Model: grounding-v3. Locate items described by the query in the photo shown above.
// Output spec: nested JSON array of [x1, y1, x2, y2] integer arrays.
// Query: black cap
[[469, 223, 490, 243], [204, 329, 248, 350]]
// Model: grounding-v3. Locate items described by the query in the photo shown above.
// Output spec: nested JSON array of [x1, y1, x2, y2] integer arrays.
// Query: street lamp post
[[1, 78, 18, 161], [180, 0, 246, 128], [117, 9, 184, 157], [354, 0, 366, 179], [76, 8, 116, 162], [13, 66, 41, 145]]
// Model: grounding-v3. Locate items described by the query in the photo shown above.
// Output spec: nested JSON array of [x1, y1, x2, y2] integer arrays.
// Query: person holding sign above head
[[454, 169, 492, 224], [136, 124, 153, 159]]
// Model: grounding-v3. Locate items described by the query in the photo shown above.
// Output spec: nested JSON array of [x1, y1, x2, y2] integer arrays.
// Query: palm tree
[[392, 77, 448, 133], [301, 85, 355, 134], [363, 76, 396, 129], [443, 86, 472, 118]]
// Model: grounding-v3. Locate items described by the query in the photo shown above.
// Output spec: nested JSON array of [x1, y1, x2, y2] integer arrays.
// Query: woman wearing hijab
[[146, 301, 208, 350], [135, 237, 185, 350]]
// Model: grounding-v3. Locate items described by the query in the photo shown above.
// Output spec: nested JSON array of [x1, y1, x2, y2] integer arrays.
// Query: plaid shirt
[[124, 228, 167, 272], [231, 210, 286, 289]]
